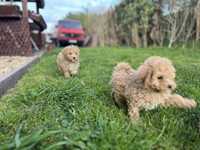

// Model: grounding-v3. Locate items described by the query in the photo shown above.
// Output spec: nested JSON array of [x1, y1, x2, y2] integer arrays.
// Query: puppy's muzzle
[[72, 57, 77, 62]]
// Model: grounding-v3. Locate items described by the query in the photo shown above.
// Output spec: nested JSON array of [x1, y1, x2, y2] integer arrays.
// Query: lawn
[[0, 47, 200, 149]]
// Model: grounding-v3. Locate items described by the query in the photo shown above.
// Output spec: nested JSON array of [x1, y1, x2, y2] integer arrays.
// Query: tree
[[150, 0, 164, 46], [114, 0, 155, 47], [196, 0, 200, 41], [161, 0, 198, 48]]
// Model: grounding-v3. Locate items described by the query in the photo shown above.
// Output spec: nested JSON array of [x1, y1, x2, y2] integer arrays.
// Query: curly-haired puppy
[[111, 56, 197, 120], [56, 45, 80, 78]]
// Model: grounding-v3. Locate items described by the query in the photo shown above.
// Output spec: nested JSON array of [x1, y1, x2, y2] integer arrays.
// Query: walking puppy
[[111, 56, 197, 120], [56, 45, 80, 78]]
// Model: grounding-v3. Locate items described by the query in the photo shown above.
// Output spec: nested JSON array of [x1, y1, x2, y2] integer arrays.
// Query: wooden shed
[[0, 0, 46, 56]]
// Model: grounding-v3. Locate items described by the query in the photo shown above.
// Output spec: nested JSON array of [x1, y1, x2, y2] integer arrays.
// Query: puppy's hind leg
[[112, 91, 127, 109], [111, 91, 120, 107]]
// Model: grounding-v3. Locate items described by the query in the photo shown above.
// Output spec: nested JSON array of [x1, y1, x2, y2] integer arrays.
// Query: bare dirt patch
[[0, 56, 32, 77]]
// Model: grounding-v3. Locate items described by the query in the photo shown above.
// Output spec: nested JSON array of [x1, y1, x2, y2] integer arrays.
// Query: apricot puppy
[[56, 45, 80, 78], [111, 56, 197, 120]]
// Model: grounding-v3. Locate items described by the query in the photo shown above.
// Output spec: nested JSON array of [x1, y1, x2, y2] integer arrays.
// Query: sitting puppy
[[111, 56, 197, 120], [56, 45, 80, 78]]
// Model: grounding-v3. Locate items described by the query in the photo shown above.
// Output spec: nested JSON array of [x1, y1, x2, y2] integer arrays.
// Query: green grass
[[0, 47, 200, 149]]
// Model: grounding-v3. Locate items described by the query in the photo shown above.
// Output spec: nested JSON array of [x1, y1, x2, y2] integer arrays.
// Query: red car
[[53, 19, 85, 46]]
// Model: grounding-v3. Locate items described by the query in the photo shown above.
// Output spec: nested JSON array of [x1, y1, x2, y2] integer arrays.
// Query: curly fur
[[111, 56, 197, 120], [56, 45, 80, 78]]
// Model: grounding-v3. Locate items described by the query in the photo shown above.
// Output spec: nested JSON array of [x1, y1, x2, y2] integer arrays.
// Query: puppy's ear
[[75, 47, 80, 55], [76, 47, 80, 53], [137, 64, 149, 81], [62, 48, 69, 59], [144, 68, 153, 89], [137, 64, 153, 89]]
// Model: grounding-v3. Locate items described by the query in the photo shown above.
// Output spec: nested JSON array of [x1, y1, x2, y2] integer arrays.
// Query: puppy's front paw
[[185, 99, 197, 109], [128, 108, 140, 121], [71, 70, 78, 76], [64, 72, 71, 78], [187, 99, 197, 108]]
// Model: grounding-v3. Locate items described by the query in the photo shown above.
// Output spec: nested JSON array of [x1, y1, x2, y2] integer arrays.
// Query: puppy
[[56, 45, 80, 78], [111, 56, 197, 120]]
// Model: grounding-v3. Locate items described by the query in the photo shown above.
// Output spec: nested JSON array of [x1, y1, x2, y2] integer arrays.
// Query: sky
[[35, 0, 120, 32]]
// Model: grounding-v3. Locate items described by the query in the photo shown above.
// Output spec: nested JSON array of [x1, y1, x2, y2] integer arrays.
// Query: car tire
[[53, 39, 60, 47], [78, 41, 84, 47]]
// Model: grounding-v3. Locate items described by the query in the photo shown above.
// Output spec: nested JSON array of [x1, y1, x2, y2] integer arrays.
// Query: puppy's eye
[[69, 52, 72, 55], [158, 76, 163, 80]]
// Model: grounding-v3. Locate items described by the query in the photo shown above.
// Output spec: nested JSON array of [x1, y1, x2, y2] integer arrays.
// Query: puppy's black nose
[[73, 57, 76, 60], [168, 85, 172, 89]]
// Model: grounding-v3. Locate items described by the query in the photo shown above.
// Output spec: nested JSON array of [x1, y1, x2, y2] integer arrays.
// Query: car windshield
[[59, 20, 82, 29]]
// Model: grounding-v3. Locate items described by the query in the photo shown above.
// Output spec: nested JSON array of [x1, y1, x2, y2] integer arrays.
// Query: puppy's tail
[[109, 62, 134, 85], [113, 62, 133, 74]]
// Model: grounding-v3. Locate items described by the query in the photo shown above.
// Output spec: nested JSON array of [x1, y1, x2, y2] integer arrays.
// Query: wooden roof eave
[[5, 0, 45, 9]]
